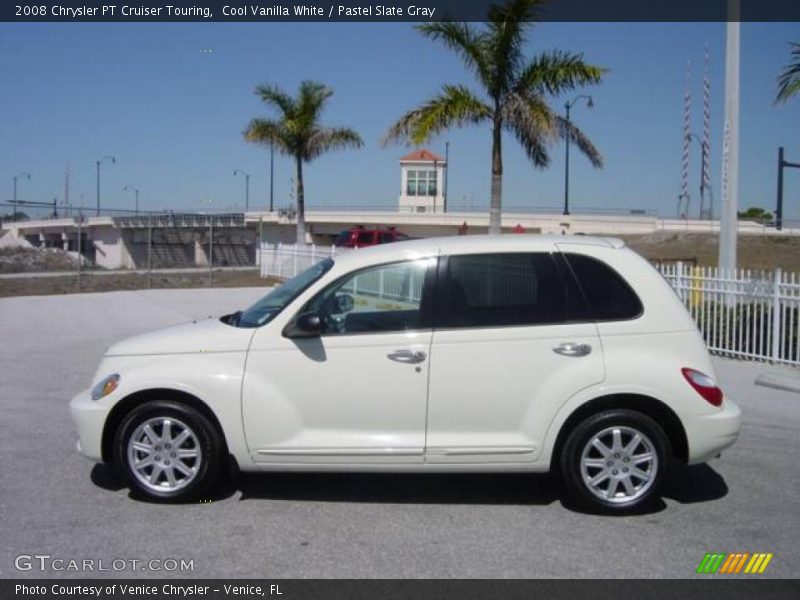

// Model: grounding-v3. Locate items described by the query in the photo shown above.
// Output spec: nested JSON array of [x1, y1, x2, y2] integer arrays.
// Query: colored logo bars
[[696, 552, 774, 574]]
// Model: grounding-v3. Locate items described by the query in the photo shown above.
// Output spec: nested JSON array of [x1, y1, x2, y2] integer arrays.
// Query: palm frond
[[501, 91, 557, 167], [516, 50, 605, 96], [243, 118, 291, 153], [486, 0, 542, 96], [383, 85, 492, 146], [254, 84, 297, 117], [306, 127, 364, 161], [554, 115, 603, 168], [297, 81, 334, 125], [776, 42, 800, 104], [417, 21, 491, 87]]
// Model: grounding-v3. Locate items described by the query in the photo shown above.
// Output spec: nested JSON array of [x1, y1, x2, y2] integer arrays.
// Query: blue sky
[[1, 22, 799, 218]]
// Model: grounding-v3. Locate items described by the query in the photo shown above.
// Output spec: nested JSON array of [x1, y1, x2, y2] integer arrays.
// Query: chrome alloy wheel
[[126, 417, 202, 493], [579, 425, 658, 504]]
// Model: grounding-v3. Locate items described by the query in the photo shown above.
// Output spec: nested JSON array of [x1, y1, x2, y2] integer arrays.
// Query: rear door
[[424, 251, 604, 463]]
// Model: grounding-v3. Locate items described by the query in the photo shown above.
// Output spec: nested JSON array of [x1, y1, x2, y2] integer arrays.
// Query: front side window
[[440, 253, 574, 328], [304, 259, 433, 335], [237, 258, 334, 328]]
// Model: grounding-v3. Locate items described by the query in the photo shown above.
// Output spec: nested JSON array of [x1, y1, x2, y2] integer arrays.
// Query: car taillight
[[682, 368, 723, 407]]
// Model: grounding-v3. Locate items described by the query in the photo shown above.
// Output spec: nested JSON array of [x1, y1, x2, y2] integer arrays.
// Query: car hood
[[105, 317, 254, 357]]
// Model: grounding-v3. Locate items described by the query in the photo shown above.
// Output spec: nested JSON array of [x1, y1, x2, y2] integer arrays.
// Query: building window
[[406, 169, 437, 196]]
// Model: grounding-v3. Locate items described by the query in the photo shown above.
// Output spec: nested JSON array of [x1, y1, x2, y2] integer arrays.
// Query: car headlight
[[91, 373, 120, 401]]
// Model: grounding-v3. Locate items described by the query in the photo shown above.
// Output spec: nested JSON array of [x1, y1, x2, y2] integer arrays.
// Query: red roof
[[400, 149, 444, 162]]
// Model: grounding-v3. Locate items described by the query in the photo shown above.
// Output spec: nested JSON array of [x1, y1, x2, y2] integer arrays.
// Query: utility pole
[[718, 0, 740, 274]]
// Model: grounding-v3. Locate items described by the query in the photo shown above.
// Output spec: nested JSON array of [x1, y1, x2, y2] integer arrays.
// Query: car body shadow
[[661, 462, 729, 504], [91, 459, 728, 513]]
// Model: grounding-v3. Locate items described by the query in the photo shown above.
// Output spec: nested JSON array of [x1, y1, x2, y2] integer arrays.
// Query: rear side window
[[563, 253, 643, 321], [440, 253, 577, 328]]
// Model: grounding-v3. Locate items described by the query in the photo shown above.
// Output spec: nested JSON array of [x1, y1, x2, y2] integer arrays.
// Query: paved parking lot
[[1, 287, 798, 578]]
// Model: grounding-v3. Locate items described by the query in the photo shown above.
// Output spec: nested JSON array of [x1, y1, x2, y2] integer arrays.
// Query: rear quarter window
[[563, 253, 643, 321]]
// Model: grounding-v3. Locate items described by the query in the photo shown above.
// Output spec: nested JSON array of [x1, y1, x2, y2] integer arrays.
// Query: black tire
[[114, 400, 222, 502], [560, 409, 670, 513]]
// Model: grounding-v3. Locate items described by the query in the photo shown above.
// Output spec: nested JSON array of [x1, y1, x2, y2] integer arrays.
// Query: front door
[[242, 257, 435, 464], [425, 252, 604, 463]]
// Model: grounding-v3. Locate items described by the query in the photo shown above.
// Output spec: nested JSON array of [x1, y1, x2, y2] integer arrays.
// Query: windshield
[[236, 258, 334, 328]]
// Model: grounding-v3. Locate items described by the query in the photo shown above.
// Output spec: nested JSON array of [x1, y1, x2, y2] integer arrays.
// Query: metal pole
[[77, 213, 82, 289], [269, 143, 274, 212], [777, 146, 784, 232], [563, 102, 571, 216], [718, 2, 740, 274], [12, 176, 17, 221], [259, 215, 263, 274], [135, 189, 139, 215], [246, 174, 250, 211], [444, 141, 449, 213], [147, 217, 152, 289], [209, 219, 214, 286], [96, 160, 101, 217]]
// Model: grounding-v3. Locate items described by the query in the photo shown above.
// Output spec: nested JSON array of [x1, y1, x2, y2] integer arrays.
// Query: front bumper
[[685, 397, 742, 464], [69, 388, 112, 463]]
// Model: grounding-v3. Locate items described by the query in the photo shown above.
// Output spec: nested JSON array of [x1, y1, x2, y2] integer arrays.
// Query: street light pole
[[95, 155, 116, 216], [444, 141, 449, 213], [12, 172, 31, 222], [123, 184, 140, 214], [234, 169, 250, 211], [563, 95, 593, 216], [269, 142, 274, 212]]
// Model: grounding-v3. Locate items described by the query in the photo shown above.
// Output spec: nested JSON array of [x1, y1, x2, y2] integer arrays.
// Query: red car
[[333, 226, 410, 248]]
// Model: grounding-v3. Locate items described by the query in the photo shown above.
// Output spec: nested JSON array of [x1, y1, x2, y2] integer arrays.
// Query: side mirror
[[284, 312, 323, 338], [332, 293, 354, 315]]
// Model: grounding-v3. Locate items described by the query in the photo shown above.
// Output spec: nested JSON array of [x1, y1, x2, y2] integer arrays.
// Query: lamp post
[[12, 172, 31, 221], [563, 95, 593, 216], [269, 142, 274, 212], [234, 169, 250, 211], [444, 141, 449, 213], [123, 184, 140, 214], [95, 155, 116, 216]]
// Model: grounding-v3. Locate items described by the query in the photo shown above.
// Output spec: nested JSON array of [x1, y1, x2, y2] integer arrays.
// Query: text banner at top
[[4, 0, 800, 23]]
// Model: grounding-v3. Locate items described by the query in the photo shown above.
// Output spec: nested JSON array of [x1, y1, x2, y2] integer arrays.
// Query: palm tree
[[245, 81, 363, 244], [776, 42, 800, 104], [384, 0, 604, 234]]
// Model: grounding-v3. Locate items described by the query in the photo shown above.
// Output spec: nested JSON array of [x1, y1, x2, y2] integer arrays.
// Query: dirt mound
[[0, 247, 78, 273]]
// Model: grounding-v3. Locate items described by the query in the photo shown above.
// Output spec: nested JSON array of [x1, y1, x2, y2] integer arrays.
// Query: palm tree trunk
[[488, 113, 503, 234], [295, 155, 306, 245]]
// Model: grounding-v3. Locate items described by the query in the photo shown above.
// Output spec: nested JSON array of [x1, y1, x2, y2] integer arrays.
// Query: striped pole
[[702, 43, 711, 219], [680, 60, 692, 219]]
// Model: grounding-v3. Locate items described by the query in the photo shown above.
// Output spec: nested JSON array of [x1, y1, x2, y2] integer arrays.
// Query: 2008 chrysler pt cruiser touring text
[[70, 235, 741, 512]]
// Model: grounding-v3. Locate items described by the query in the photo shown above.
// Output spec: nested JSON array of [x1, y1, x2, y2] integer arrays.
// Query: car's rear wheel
[[560, 409, 669, 513], [114, 401, 221, 502]]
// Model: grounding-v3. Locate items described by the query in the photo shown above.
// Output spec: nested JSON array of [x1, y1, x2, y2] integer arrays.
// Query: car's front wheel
[[560, 409, 669, 513], [114, 400, 222, 502]]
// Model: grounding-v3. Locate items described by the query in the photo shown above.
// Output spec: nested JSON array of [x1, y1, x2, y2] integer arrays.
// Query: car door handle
[[553, 342, 592, 357], [387, 349, 427, 364]]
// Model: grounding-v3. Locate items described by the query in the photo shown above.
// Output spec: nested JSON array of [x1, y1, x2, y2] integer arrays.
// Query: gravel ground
[[0, 288, 798, 579]]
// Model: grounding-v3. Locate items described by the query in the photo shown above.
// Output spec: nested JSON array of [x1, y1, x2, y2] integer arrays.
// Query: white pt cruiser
[[71, 235, 741, 512]]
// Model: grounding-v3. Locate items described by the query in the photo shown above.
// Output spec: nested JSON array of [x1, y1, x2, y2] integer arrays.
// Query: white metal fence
[[261, 243, 800, 367], [657, 263, 800, 366]]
